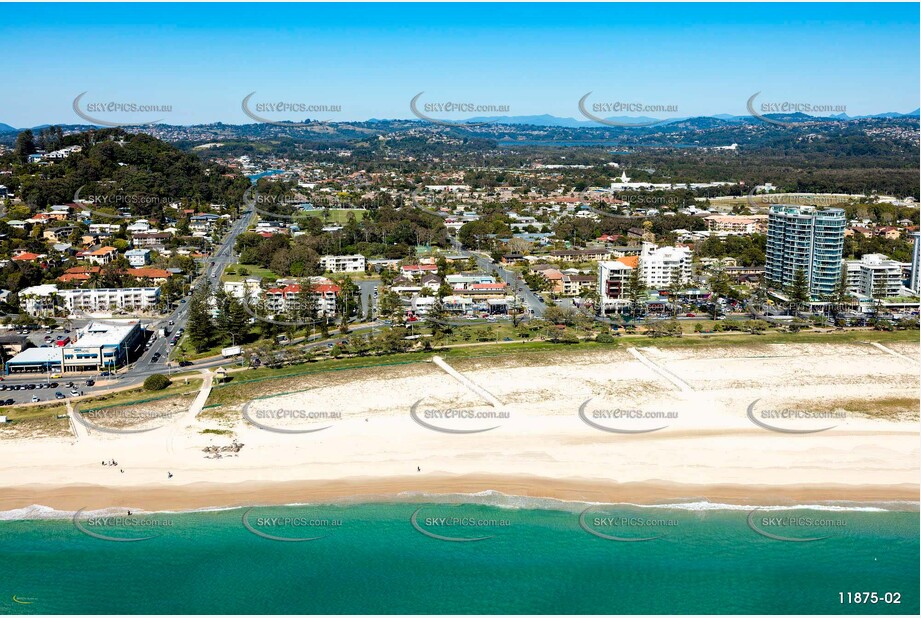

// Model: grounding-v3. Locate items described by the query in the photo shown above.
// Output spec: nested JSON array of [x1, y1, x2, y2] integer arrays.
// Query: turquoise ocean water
[[1, 499, 917, 614]]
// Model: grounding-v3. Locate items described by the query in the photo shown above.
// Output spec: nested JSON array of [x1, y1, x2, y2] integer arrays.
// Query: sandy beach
[[1, 339, 918, 513]]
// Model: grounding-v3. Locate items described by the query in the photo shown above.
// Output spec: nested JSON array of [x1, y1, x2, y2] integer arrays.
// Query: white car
[[31, 395, 40, 403]]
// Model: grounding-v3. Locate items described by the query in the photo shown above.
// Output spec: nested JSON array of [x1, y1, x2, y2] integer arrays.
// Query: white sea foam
[[3, 495, 915, 521]]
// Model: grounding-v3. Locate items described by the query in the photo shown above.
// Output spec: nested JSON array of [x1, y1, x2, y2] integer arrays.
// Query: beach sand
[[1, 340, 918, 512]]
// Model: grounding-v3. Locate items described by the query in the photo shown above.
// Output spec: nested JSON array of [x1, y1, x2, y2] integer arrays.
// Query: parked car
[[55, 392, 65, 400], [85, 380, 95, 387], [31, 396, 40, 403]]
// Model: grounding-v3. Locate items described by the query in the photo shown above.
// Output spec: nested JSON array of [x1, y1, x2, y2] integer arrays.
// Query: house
[[875, 226, 902, 241], [400, 264, 439, 277], [190, 214, 220, 232], [127, 268, 172, 285], [43, 227, 75, 243], [125, 248, 152, 266], [85, 246, 117, 265], [12, 251, 46, 264], [420, 274, 442, 292], [536, 268, 564, 293]]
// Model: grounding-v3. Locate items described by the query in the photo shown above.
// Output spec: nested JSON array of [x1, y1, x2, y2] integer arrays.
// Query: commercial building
[[5, 321, 144, 374], [765, 205, 845, 298], [319, 254, 366, 273], [61, 322, 145, 373]]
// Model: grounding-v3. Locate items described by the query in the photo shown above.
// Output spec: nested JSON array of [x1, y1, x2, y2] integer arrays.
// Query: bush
[[143, 374, 172, 391], [595, 332, 616, 344]]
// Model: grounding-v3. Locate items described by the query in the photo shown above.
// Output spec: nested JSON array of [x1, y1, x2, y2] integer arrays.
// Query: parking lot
[[0, 376, 97, 406]]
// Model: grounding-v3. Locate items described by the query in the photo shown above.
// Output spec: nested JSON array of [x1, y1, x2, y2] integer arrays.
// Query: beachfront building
[[843, 254, 905, 299], [639, 242, 692, 288], [61, 322, 145, 373], [319, 254, 366, 273], [5, 321, 144, 374], [765, 204, 846, 298], [263, 281, 340, 317], [910, 232, 921, 294], [18, 284, 60, 317], [598, 260, 633, 312], [223, 277, 263, 302], [58, 287, 161, 314]]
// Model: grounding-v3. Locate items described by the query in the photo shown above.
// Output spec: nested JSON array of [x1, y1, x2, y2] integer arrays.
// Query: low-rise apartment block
[[319, 254, 366, 273]]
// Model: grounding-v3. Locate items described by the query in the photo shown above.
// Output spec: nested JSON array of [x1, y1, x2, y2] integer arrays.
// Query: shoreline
[[2, 475, 918, 516]]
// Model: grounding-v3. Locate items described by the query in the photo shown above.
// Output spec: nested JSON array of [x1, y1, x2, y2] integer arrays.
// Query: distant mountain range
[[0, 110, 918, 133]]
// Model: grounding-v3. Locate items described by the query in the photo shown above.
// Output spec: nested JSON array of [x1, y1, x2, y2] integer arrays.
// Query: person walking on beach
[[168, 472, 173, 479]]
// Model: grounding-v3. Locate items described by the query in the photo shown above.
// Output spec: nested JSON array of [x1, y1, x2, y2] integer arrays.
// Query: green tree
[[186, 291, 214, 353], [626, 265, 647, 318], [786, 268, 811, 313], [143, 374, 172, 391]]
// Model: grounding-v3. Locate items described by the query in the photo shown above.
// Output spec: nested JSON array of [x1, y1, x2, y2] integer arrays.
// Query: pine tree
[[626, 264, 647, 319], [787, 268, 811, 313], [186, 292, 214, 353]]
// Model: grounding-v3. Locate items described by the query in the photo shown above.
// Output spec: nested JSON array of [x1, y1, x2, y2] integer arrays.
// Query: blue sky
[[2, 2, 918, 126]]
